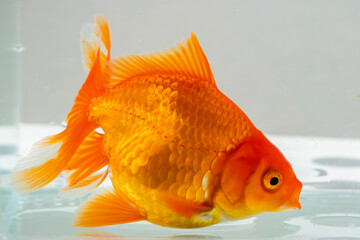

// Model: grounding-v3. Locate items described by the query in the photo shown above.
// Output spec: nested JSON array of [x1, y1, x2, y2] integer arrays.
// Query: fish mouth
[[278, 181, 302, 211], [285, 182, 302, 210]]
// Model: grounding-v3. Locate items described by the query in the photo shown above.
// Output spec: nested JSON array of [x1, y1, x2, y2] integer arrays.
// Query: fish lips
[[281, 183, 302, 211]]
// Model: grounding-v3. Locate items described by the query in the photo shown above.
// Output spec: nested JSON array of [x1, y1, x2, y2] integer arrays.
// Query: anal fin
[[74, 189, 146, 227]]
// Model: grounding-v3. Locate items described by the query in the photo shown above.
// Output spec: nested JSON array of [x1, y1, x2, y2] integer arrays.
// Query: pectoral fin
[[159, 194, 212, 218]]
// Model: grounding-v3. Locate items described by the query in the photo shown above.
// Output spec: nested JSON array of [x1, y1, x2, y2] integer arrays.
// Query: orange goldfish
[[12, 15, 302, 228]]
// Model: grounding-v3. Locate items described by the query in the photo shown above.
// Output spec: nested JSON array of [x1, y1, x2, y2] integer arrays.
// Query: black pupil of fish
[[270, 177, 279, 186]]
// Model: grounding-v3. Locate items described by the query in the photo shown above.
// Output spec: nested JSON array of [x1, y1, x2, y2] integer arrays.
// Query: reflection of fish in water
[[12, 15, 302, 228], [79, 232, 221, 240], [171, 234, 222, 239]]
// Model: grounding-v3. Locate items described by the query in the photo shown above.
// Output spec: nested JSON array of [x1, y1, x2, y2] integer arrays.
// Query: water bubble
[[11, 43, 25, 53], [54, 197, 62, 207], [60, 121, 67, 127]]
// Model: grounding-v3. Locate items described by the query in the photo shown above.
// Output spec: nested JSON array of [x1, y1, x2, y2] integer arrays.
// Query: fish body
[[12, 15, 302, 228], [92, 74, 252, 227]]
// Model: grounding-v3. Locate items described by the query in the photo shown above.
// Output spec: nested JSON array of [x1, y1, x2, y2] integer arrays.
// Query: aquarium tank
[[1, 0, 360, 239]]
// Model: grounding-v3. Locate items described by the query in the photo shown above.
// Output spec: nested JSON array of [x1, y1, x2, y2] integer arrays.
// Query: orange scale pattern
[[89, 73, 254, 227]]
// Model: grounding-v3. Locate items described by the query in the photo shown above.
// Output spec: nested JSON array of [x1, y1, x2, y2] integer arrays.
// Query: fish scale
[[89, 73, 253, 227]]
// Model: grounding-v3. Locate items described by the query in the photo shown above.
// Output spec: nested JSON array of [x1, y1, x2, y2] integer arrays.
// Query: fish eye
[[262, 170, 283, 191]]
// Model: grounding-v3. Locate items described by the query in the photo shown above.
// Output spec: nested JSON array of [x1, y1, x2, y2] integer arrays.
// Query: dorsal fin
[[80, 15, 110, 72], [104, 33, 217, 88]]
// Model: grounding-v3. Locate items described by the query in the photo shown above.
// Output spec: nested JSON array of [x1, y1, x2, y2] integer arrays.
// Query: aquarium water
[[1, 1, 360, 239], [1, 125, 360, 239]]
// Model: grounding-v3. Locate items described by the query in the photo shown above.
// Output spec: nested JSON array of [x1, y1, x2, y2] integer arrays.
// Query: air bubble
[[11, 44, 25, 52]]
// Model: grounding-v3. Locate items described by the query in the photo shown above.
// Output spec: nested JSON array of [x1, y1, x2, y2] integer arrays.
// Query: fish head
[[216, 132, 302, 219]]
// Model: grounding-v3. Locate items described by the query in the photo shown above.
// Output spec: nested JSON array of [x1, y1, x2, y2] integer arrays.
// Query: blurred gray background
[[3, 0, 360, 138]]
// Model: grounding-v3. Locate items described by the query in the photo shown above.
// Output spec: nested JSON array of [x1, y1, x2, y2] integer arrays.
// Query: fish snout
[[285, 181, 302, 210]]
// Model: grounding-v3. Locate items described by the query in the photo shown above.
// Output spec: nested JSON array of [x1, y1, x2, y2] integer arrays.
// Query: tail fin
[[59, 131, 109, 198], [12, 15, 111, 193]]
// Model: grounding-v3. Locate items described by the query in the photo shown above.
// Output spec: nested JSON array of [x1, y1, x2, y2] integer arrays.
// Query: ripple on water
[[310, 214, 360, 228], [313, 168, 328, 177], [0, 145, 17, 154], [304, 180, 360, 190], [314, 238, 360, 240], [313, 157, 360, 167]]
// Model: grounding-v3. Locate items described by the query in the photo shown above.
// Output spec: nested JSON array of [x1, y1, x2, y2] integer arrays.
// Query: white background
[[16, 0, 360, 138]]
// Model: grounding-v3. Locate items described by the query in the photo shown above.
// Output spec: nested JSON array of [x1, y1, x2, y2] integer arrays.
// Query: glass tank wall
[[0, 0, 20, 229]]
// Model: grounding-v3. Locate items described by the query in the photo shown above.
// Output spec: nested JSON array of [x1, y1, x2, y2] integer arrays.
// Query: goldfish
[[12, 15, 302, 228]]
